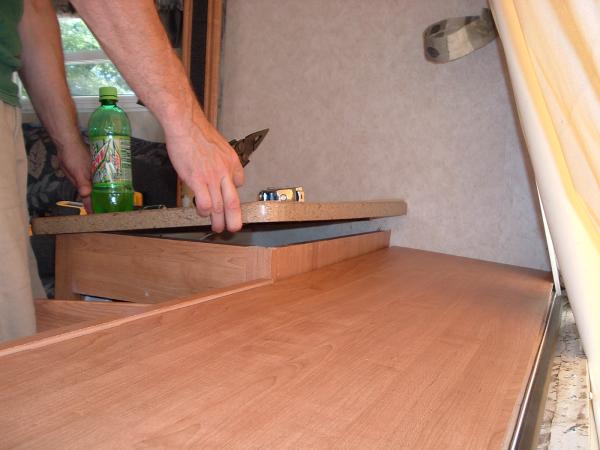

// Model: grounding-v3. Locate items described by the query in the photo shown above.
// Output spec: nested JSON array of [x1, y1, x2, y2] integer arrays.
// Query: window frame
[[20, 17, 146, 115]]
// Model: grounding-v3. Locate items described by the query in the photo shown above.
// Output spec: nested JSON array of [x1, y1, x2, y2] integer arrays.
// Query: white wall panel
[[220, 0, 549, 269]]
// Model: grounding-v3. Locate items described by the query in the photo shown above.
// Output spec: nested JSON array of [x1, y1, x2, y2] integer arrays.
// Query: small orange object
[[134, 192, 143, 208], [55, 201, 87, 216]]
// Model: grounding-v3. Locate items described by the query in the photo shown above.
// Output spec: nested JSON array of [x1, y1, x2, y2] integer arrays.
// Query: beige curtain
[[490, 0, 600, 435], [496, 1, 600, 232], [513, 2, 600, 231]]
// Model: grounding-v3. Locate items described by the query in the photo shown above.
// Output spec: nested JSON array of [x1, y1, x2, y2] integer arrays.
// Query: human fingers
[[81, 196, 92, 214], [221, 175, 242, 232], [231, 155, 245, 187], [208, 180, 225, 233], [63, 171, 92, 214], [74, 167, 92, 205], [193, 183, 212, 217], [60, 157, 92, 213]]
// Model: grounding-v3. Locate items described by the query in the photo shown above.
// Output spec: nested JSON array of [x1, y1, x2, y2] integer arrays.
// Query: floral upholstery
[[24, 123, 177, 218], [25, 124, 79, 218], [24, 124, 178, 298]]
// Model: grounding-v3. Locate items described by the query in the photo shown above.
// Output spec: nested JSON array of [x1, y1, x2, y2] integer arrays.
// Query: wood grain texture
[[54, 234, 82, 300], [0, 279, 272, 357], [35, 299, 152, 332], [270, 230, 390, 280], [180, 0, 193, 77], [177, 0, 194, 207], [178, 0, 223, 205], [0, 248, 552, 449], [31, 200, 407, 235], [55, 233, 270, 303], [54, 231, 389, 303], [203, 0, 223, 126]]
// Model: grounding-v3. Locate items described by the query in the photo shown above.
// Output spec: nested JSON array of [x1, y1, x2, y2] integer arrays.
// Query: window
[[21, 17, 144, 113]]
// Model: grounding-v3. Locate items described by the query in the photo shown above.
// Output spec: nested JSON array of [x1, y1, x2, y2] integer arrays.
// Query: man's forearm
[[70, 0, 204, 137], [18, 0, 82, 150], [70, 0, 244, 232]]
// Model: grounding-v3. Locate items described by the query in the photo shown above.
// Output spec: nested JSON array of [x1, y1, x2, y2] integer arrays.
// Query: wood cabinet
[[55, 230, 390, 303]]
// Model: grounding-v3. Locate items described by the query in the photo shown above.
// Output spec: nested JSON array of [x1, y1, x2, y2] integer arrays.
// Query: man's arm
[[18, 0, 92, 212], [71, 0, 244, 233]]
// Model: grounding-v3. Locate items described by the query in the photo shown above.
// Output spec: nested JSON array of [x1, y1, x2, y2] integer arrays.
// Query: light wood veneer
[[55, 231, 391, 303], [34, 299, 153, 332], [0, 248, 552, 448]]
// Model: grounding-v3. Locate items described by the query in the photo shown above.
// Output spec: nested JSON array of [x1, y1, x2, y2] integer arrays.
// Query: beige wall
[[219, 0, 549, 270]]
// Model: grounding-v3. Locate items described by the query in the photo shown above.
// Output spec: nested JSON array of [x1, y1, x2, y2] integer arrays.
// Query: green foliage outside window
[[59, 18, 133, 97], [59, 17, 101, 52]]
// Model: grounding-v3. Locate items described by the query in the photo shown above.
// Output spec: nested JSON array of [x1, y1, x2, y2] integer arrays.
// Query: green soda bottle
[[88, 86, 133, 213]]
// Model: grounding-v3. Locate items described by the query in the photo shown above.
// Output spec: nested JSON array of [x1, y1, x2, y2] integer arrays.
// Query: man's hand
[[166, 115, 244, 233], [56, 140, 92, 213], [72, 0, 246, 233], [18, 0, 93, 213]]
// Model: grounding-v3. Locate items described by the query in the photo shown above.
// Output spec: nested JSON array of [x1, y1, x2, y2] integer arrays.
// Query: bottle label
[[91, 135, 131, 184]]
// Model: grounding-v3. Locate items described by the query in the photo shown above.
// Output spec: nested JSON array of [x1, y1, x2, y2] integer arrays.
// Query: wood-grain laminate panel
[[35, 299, 153, 332], [55, 233, 269, 303], [0, 248, 552, 449], [270, 230, 390, 279], [55, 231, 389, 302]]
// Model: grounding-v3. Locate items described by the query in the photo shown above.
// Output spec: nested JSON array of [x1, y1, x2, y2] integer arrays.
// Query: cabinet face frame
[[178, 0, 224, 206], [54, 231, 392, 304]]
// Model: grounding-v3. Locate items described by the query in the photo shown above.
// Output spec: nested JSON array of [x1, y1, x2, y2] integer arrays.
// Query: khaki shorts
[[0, 101, 45, 342]]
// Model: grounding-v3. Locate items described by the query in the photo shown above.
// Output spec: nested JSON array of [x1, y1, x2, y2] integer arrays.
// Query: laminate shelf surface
[[31, 200, 407, 235], [0, 248, 552, 449]]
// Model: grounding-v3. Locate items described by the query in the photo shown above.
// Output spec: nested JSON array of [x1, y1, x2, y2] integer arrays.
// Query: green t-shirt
[[0, 0, 23, 106]]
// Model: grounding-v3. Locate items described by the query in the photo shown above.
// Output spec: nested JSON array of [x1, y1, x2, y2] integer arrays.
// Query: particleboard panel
[[0, 248, 553, 448], [54, 233, 270, 304], [35, 299, 153, 332], [270, 230, 390, 280], [32, 200, 407, 235]]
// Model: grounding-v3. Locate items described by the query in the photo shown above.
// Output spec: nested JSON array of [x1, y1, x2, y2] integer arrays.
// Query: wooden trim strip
[[181, 0, 193, 76], [203, 0, 223, 126], [177, 0, 194, 206], [35, 299, 152, 332], [0, 279, 272, 357]]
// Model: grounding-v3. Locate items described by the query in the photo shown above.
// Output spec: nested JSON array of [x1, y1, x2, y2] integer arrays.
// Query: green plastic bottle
[[88, 86, 133, 213]]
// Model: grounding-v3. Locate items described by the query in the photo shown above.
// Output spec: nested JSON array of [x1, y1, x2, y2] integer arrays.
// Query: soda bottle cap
[[99, 86, 118, 101]]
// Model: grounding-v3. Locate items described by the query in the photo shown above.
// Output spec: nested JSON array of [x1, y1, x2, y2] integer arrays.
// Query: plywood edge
[[31, 200, 407, 235], [0, 279, 272, 358]]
